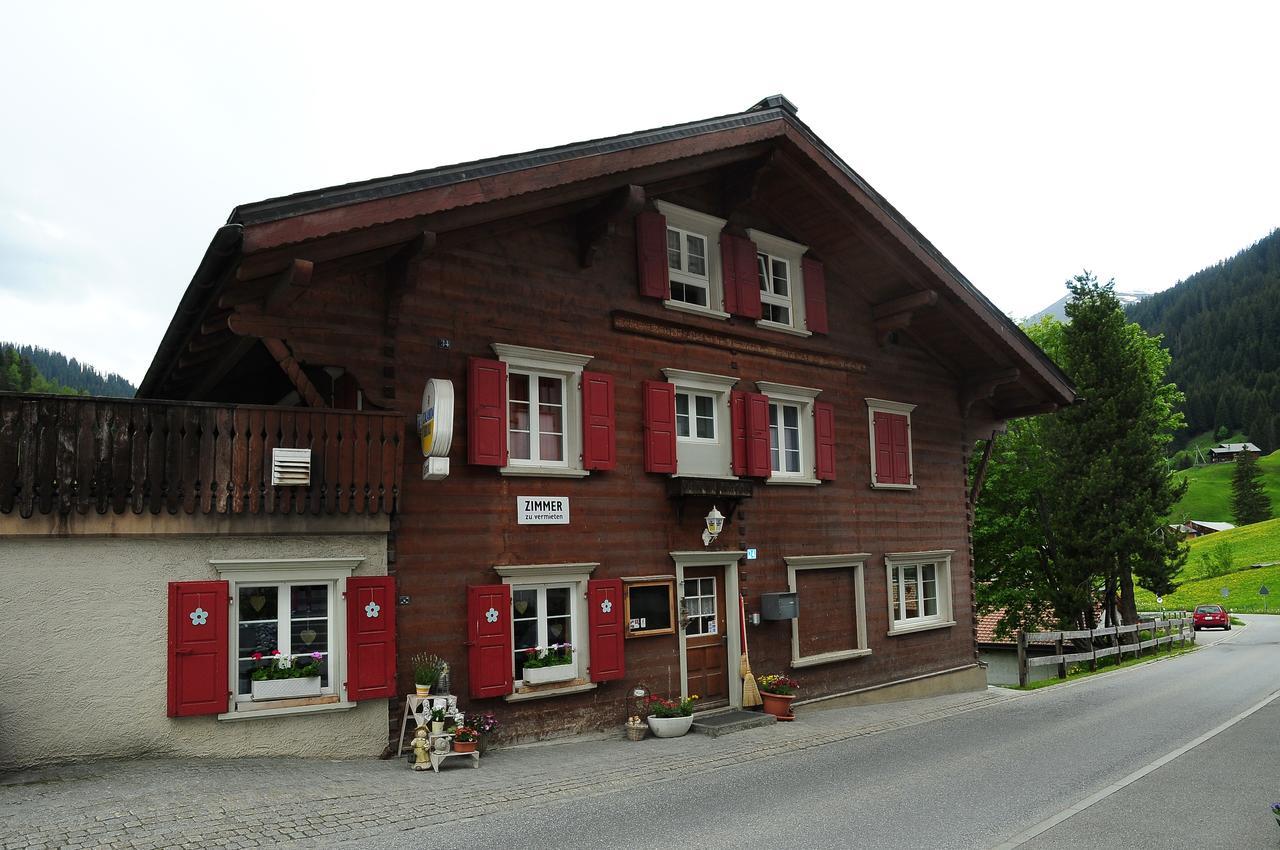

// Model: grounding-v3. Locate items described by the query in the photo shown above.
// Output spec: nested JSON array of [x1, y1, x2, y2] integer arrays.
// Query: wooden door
[[683, 566, 728, 705]]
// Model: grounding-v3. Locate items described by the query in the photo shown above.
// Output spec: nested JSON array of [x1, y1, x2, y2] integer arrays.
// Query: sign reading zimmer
[[516, 496, 570, 525]]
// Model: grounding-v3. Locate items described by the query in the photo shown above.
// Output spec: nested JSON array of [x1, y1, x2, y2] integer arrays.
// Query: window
[[655, 201, 728, 319], [235, 582, 334, 702], [757, 381, 822, 485], [747, 229, 810, 336], [867, 398, 917, 489], [884, 550, 955, 635], [663, 368, 738, 478], [493, 343, 594, 477], [494, 562, 597, 692], [683, 576, 719, 636], [785, 554, 871, 667], [209, 556, 369, 717]]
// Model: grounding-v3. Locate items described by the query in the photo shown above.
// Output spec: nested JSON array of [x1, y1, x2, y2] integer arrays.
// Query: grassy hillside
[[1134, 516, 1280, 613], [1167, 450, 1280, 523]]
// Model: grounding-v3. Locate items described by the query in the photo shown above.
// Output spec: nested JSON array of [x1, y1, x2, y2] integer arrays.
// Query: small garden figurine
[[411, 726, 431, 771]]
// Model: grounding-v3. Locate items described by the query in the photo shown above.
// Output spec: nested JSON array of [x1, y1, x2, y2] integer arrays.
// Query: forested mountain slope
[[0, 343, 135, 397], [1127, 230, 1280, 451]]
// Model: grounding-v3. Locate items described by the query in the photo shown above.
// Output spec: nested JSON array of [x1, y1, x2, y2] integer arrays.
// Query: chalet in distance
[[2, 96, 1074, 763]]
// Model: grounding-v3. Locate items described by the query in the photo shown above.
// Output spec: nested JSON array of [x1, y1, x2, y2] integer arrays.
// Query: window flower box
[[521, 663, 575, 686], [251, 676, 322, 701]]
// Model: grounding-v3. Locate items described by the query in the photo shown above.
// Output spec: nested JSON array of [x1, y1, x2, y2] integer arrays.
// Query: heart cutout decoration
[[299, 628, 317, 645], [513, 600, 529, 615], [249, 593, 267, 613]]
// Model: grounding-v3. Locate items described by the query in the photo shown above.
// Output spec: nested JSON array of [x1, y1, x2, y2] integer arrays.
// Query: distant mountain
[[1025, 289, 1151, 324], [0, 343, 135, 397], [1126, 229, 1280, 452]]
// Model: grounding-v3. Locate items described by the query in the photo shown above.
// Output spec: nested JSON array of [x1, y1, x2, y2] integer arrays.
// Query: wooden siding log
[[0, 397, 18, 514]]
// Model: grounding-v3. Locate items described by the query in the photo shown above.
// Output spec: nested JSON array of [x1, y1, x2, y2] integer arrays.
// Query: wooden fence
[[1016, 617, 1196, 687], [0, 394, 405, 517]]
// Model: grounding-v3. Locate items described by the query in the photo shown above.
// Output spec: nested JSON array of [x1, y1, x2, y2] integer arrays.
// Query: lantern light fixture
[[702, 505, 725, 546]]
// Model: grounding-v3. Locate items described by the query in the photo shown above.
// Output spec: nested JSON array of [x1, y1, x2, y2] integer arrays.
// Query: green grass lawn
[[1014, 642, 1199, 690], [1133, 516, 1280, 613], [1167, 449, 1280, 523]]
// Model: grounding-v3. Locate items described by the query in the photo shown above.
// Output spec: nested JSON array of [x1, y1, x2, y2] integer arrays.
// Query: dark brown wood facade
[[137, 99, 1073, 738]]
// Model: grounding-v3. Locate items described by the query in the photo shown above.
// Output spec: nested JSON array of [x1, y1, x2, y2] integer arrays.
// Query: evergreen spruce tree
[[1230, 452, 1272, 525]]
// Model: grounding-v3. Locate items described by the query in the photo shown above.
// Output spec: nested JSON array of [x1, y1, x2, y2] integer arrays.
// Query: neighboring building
[[1187, 520, 1236, 537], [6, 96, 1074, 761], [1208, 442, 1261, 463], [975, 610, 1058, 686], [0, 395, 403, 771]]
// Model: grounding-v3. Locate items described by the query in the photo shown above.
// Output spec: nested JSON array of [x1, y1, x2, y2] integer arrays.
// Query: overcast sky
[[2, 2, 1277, 386]]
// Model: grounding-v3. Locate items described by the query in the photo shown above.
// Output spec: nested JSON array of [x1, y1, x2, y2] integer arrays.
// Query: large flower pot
[[646, 714, 694, 738], [522, 663, 575, 686], [251, 676, 322, 701], [452, 740, 478, 753], [760, 692, 795, 719]]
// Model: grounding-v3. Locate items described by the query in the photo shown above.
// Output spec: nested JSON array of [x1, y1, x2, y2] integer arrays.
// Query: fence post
[[1089, 625, 1097, 672], [1111, 626, 1119, 664], [1056, 633, 1066, 680], [1017, 630, 1028, 687]]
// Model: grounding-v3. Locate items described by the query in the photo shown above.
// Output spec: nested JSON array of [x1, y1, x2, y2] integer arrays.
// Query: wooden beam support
[[721, 149, 781, 221], [969, 433, 998, 507], [576, 185, 645, 268], [961, 368, 1022, 416], [262, 338, 325, 408], [189, 336, 258, 401], [265, 259, 314, 312], [996, 402, 1061, 420], [872, 289, 939, 319]]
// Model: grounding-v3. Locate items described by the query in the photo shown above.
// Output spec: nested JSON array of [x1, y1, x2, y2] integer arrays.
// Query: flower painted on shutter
[[485, 607, 500, 623], [364, 601, 381, 618], [600, 599, 613, 614], [188, 607, 209, 626]]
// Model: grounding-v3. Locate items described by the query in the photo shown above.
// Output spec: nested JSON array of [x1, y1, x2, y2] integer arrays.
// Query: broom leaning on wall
[[740, 594, 762, 707]]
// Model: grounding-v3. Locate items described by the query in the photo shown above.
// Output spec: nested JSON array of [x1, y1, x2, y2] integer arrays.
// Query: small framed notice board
[[624, 579, 675, 637]]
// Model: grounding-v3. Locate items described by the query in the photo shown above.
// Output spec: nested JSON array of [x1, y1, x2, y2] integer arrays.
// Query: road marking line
[[990, 686, 1280, 850]]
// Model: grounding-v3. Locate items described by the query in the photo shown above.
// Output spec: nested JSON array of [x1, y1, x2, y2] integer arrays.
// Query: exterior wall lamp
[[702, 505, 725, 547]]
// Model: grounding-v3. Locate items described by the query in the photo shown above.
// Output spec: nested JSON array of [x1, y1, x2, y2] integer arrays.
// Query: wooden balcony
[[0, 394, 404, 518]]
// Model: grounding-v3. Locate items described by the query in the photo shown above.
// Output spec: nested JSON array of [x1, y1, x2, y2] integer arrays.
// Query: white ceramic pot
[[251, 676, 322, 701], [646, 714, 694, 738]]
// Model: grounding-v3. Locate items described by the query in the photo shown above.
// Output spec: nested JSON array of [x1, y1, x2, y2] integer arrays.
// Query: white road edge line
[[989, 685, 1280, 850]]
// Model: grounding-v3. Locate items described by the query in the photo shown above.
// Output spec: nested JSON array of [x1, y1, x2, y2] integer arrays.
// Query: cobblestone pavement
[[0, 688, 1024, 849]]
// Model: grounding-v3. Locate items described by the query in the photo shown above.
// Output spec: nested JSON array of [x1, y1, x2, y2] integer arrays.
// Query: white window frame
[[756, 381, 822, 486], [785, 553, 872, 667], [663, 368, 739, 480], [884, 550, 955, 636], [867, 398, 918, 491], [675, 390, 717, 444], [495, 562, 598, 702], [656, 201, 729, 320], [211, 557, 365, 721], [493, 343, 593, 479], [747, 229, 811, 338]]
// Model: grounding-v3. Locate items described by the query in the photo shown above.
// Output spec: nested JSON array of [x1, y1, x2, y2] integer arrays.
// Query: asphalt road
[[369, 617, 1280, 850]]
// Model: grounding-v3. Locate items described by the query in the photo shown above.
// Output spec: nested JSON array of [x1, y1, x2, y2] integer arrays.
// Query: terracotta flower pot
[[452, 740, 477, 753], [760, 691, 795, 719]]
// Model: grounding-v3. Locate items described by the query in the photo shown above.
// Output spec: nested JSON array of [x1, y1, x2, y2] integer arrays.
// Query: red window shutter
[[815, 401, 836, 481], [730, 391, 747, 476], [587, 578, 625, 682], [635, 210, 669, 300], [802, 257, 829, 334], [642, 380, 677, 474], [745, 392, 771, 478], [468, 584, 513, 698], [720, 235, 739, 315], [890, 413, 911, 485], [346, 576, 397, 701], [734, 234, 762, 320], [467, 357, 507, 467], [873, 411, 895, 484], [581, 371, 616, 471], [167, 580, 229, 718]]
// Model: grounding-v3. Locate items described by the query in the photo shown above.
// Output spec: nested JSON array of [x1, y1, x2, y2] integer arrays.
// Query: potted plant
[[1272, 802, 1280, 829], [473, 711, 499, 755], [411, 653, 444, 696], [644, 693, 699, 737], [757, 674, 799, 720], [430, 707, 446, 735], [452, 725, 479, 753], [520, 643, 575, 685], [249, 650, 324, 701]]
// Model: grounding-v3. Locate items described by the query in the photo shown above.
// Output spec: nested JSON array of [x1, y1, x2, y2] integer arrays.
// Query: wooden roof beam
[[961, 368, 1022, 416], [262, 338, 325, 408]]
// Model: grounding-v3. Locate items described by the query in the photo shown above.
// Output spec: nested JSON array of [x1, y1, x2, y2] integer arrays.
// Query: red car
[[1194, 604, 1231, 630]]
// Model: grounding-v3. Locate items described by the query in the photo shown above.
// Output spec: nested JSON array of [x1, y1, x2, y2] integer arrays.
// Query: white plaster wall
[[0, 530, 389, 772], [979, 648, 1055, 686]]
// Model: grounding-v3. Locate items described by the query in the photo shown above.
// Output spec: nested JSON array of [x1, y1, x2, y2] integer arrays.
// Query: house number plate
[[516, 496, 570, 525]]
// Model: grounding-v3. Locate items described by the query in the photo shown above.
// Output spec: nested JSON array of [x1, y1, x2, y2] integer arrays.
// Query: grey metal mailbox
[[760, 592, 798, 620]]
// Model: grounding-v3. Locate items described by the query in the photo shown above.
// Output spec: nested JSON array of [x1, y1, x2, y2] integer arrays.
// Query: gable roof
[[139, 96, 1076, 411], [1211, 443, 1261, 454]]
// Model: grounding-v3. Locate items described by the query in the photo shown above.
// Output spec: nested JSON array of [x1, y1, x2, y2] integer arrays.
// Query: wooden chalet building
[[130, 95, 1074, 746]]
